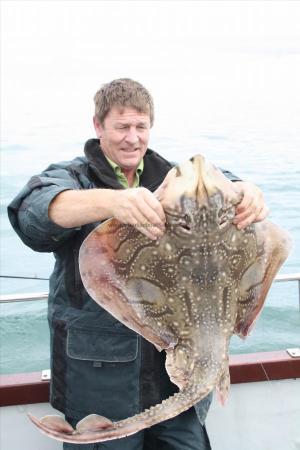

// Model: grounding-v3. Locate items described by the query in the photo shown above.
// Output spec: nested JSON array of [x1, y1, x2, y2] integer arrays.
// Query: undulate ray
[[29, 154, 292, 443]]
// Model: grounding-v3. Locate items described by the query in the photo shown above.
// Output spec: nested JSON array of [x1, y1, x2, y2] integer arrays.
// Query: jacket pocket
[[66, 327, 138, 363]]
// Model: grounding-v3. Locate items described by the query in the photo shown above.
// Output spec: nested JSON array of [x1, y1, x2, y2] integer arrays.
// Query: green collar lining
[[105, 156, 144, 188]]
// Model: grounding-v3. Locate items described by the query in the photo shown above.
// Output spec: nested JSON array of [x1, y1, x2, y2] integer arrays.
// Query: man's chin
[[119, 151, 143, 166]]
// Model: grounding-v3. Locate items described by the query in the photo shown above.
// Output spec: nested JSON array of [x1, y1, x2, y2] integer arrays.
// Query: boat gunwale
[[1, 350, 299, 407]]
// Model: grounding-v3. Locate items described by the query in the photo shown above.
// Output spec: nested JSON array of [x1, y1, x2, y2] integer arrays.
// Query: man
[[8, 78, 268, 450]]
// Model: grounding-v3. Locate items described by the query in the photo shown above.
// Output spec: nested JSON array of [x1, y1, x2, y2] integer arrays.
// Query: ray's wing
[[79, 219, 178, 351], [234, 221, 292, 338]]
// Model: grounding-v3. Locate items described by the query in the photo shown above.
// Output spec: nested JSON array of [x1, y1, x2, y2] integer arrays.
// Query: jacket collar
[[84, 139, 173, 192]]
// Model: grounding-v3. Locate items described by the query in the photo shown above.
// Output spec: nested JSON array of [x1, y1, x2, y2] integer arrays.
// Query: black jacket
[[8, 139, 239, 423]]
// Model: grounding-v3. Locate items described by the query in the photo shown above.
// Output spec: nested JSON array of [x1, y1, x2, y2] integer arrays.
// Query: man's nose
[[125, 127, 139, 144]]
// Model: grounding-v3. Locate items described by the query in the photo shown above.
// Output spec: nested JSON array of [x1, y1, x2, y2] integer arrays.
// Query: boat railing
[[0, 273, 300, 309]]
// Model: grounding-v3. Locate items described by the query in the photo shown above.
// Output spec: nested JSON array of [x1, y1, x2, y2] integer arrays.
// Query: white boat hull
[[1, 378, 300, 450]]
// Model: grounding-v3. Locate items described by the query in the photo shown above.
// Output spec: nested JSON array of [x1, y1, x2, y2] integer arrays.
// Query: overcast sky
[[2, 1, 300, 146]]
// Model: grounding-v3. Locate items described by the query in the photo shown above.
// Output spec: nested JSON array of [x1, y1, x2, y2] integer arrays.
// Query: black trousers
[[63, 407, 211, 450]]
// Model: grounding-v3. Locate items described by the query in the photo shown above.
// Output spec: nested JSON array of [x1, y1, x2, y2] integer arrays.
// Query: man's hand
[[111, 188, 166, 240], [233, 181, 269, 230]]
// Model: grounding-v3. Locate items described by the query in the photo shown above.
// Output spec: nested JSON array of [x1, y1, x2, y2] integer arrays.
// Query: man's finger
[[234, 203, 257, 224], [254, 206, 269, 222], [235, 205, 269, 229], [235, 194, 255, 213], [128, 208, 164, 239], [142, 191, 166, 223], [236, 213, 256, 230], [136, 197, 165, 231]]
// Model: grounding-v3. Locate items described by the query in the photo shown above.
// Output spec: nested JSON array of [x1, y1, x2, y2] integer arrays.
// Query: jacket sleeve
[[221, 169, 241, 182], [7, 165, 83, 253]]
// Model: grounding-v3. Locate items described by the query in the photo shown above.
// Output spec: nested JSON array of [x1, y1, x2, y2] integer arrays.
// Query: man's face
[[94, 106, 151, 171]]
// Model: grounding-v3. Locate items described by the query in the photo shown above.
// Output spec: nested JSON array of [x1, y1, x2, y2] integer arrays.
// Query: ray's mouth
[[165, 210, 193, 234], [179, 214, 192, 232], [175, 221, 192, 234], [218, 214, 229, 229]]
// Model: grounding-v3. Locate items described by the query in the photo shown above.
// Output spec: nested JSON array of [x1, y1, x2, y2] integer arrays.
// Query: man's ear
[[93, 116, 103, 139]]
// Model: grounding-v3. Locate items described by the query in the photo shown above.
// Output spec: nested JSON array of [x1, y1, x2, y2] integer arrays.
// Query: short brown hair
[[94, 78, 154, 126]]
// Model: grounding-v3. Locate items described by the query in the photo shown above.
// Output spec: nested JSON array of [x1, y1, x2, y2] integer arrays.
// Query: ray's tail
[[28, 373, 218, 444]]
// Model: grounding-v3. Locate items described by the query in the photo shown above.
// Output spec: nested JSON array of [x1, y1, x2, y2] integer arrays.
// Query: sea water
[[1, 133, 300, 375]]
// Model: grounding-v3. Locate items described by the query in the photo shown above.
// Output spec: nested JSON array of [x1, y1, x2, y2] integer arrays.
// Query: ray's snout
[[158, 154, 239, 210]]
